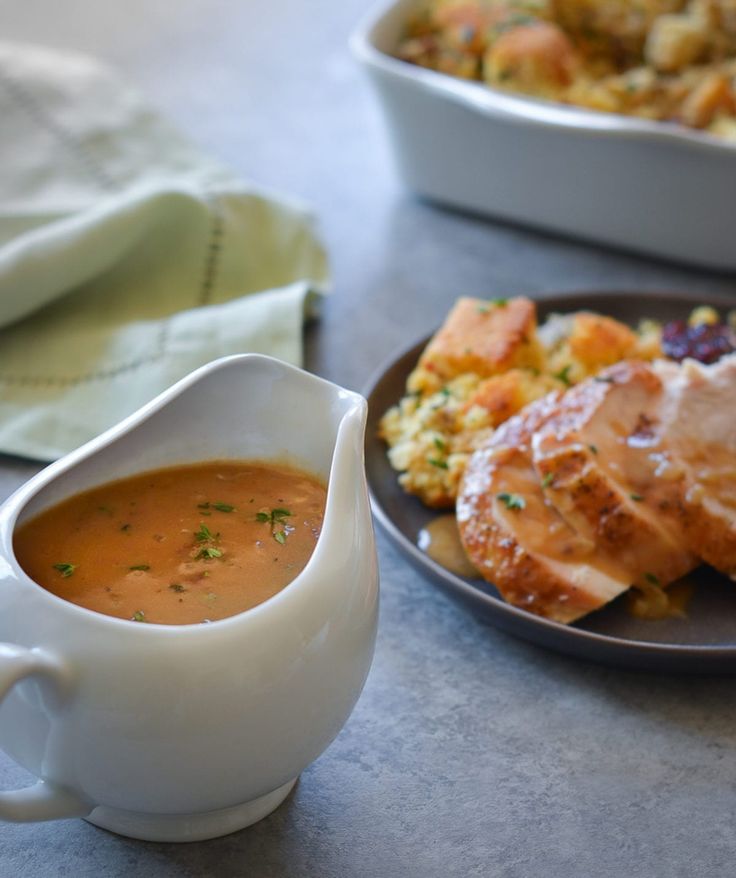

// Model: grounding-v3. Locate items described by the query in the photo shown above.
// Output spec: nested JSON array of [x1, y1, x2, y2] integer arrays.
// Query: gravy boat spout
[[0, 355, 379, 842]]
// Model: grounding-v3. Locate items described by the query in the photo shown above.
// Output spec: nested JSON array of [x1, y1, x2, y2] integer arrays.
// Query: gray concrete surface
[[1, 0, 736, 875]]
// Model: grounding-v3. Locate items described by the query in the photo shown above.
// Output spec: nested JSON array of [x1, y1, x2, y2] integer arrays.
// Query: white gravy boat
[[0, 355, 378, 842]]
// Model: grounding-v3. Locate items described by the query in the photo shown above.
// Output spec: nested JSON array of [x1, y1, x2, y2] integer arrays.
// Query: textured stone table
[[2, 1, 736, 875]]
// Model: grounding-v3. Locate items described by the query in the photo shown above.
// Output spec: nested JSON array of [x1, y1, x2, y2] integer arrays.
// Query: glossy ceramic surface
[[365, 290, 736, 673], [351, 0, 736, 270], [0, 355, 379, 841]]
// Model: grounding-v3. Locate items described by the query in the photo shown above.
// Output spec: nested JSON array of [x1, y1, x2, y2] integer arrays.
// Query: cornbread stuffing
[[379, 296, 663, 508], [397, 0, 736, 138]]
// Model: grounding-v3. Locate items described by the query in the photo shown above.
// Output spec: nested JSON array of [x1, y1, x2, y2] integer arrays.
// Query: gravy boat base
[[86, 776, 298, 842]]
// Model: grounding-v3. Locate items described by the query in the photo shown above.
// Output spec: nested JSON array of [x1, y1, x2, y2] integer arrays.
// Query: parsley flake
[[169, 583, 186, 593], [131, 610, 147, 623], [52, 563, 76, 578], [541, 472, 554, 488], [195, 523, 218, 543], [554, 364, 572, 386], [198, 502, 235, 513], [256, 508, 293, 544], [428, 457, 449, 470], [644, 572, 660, 586], [497, 492, 526, 511], [630, 493, 644, 502], [129, 564, 150, 572], [196, 546, 223, 560]]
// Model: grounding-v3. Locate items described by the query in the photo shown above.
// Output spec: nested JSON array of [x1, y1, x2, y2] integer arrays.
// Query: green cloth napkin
[[0, 42, 329, 461]]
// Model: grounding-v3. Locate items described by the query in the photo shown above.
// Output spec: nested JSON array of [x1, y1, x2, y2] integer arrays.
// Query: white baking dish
[[351, 0, 736, 271]]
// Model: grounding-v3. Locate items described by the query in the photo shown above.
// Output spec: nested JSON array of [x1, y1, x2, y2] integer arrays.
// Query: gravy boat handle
[[0, 644, 91, 822]]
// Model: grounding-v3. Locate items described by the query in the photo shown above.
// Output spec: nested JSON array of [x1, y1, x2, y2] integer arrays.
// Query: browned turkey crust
[[457, 393, 634, 624], [530, 360, 696, 587], [458, 354, 736, 625]]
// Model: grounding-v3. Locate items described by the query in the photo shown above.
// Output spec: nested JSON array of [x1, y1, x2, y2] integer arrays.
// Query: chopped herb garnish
[[630, 493, 644, 502], [52, 563, 76, 578], [169, 583, 186, 593], [588, 444, 598, 455], [439, 387, 451, 397], [541, 472, 554, 488], [198, 502, 235, 513], [256, 508, 291, 525], [192, 522, 222, 558], [256, 508, 293, 544], [132, 610, 147, 623], [497, 492, 526, 511], [475, 297, 507, 312], [195, 523, 218, 543], [428, 457, 449, 470], [433, 437, 448, 452], [120, 523, 131, 532], [493, 14, 534, 35], [554, 364, 572, 386], [644, 572, 660, 586], [594, 375, 615, 384], [129, 564, 150, 572]]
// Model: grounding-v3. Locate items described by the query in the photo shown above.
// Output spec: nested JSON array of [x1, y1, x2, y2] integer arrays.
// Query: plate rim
[[363, 289, 736, 672]]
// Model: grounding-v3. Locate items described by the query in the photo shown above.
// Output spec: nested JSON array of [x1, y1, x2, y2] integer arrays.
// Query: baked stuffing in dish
[[397, 0, 736, 138]]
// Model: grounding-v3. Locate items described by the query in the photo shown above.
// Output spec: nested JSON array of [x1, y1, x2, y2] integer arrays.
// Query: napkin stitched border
[[0, 62, 227, 388]]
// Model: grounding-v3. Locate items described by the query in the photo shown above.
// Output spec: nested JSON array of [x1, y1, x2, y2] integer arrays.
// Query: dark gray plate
[[365, 290, 736, 673]]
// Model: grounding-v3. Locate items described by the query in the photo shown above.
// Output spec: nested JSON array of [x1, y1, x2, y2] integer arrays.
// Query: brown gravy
[[624, 576, 695, 620], [14, 461, 326, 625], [418, 515, 478, 579], [420, 513, 697, 622]]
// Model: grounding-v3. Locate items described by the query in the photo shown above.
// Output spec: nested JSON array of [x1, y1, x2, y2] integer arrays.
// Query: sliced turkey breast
[[457, 392, 637, 624], [530, 360, 697, 588], [654, 353, 736, 578]]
